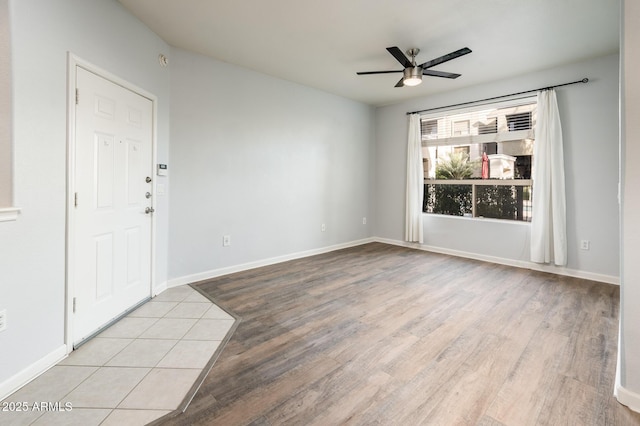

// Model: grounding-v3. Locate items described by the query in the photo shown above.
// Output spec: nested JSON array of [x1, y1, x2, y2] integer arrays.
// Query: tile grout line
[[147, 284, 241, 425], [107, 296, 214, 414], [4, 286, 236, 426], [108, 289, 228, 415]]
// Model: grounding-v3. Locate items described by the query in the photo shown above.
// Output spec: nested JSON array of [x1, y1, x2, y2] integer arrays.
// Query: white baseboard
[[0, 345, 67, 401], [167, 236, 618, 288], [167, 238, 376, 288], [373, 237, 620, 285], [152, 280, 168, 297], [616, 384, 640, 413], [0, 238, 619, 405]]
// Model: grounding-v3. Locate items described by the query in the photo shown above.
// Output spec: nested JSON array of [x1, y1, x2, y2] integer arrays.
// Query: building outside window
[[421, 97, 536, 221]]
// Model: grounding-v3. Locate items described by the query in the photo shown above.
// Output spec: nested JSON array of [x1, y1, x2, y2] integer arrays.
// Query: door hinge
[[74, 192, 78, 207], [75, 89, 79, 105], [72, 297, 77, 313]]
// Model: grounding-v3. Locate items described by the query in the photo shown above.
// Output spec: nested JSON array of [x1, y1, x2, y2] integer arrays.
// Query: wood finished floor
[[158, 243, 640, 426]]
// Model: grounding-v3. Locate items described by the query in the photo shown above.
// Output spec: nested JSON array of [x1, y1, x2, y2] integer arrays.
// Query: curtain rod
[[406, 77, 589, 115]]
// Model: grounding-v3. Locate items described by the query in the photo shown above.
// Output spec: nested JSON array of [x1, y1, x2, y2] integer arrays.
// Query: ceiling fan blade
[[387, 46, 413, 68], [419, 47, 472, 69], [395, 77, 405, 88], [423, 70, 461, 79], [356, 70, 403, 75]]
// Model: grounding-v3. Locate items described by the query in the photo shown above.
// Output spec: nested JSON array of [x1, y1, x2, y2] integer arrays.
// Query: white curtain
[[405, 114, 424, 243], [530, 89, 567, 265]]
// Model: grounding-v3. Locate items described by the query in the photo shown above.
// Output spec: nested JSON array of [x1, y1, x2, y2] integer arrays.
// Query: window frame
[[421, 95, 537, 222]]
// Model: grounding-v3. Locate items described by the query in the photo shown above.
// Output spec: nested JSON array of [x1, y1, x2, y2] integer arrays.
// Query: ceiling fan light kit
[[403, 67, 423, 86], [357, 46, 472, 88]]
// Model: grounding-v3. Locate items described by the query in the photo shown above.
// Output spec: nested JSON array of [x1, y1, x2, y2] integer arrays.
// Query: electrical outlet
[[580, 240, 590, 250], [223, 235, 231, 247], [0, 310, 6, 332], [321, 223, 326, 232], [362, 217, 367, 225]]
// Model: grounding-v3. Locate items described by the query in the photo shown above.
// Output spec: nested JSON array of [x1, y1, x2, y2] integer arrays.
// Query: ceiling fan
[[357, 46, 472, 87]]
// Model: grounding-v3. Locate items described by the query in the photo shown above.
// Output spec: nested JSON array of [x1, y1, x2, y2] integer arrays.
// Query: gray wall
[[0, 0, 171, 387], [0, 0, 628, 407], [374, 54, 620, 281], [168, 48, 374, 281]]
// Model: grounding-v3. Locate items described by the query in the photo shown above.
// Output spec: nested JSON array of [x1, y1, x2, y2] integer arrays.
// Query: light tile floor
[[1, 285, 236, 426]]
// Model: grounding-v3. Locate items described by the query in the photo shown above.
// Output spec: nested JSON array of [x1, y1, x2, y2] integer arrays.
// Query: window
[[506, 112, 532, 131], [421, 97, 536, 222], [478, 119, 497, 135], [453, 146, 470, 157], [452, 120, 470, 136], [421, 119, 438, 140]]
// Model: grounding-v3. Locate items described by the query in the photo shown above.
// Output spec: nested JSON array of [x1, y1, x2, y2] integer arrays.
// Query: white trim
[[65, 54, 78, 352], [167, 238, 376, 288], [616, 384, 640, 413], [424, 179, 532, 186], [374, 237, 620, 285], [616, 272, 639, 414], [167, 236, 618, 288], [65, 53, 158, 352], [0, 345, 67, 401], [0, 206, 20, 222], [615, 321, 622, 400], [152, 280, 168, 297], [423, 211, 532, 226], [0, 235, 622, 402]]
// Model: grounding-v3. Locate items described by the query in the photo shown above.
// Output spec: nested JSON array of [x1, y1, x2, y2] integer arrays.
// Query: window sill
[[422, 212, 531, 226], [0, 207, 21, 222]]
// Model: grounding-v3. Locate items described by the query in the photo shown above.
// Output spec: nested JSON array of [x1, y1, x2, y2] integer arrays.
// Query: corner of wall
[[0, 345, 67, 401]]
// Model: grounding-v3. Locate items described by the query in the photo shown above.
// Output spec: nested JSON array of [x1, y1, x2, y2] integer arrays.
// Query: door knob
[[145, 207, 155, 214], [146, 176, 152, 183], [145, 192, 152, 199]]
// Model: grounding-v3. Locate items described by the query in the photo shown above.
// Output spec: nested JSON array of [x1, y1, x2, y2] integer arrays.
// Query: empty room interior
[[2, 0, 640, 425]]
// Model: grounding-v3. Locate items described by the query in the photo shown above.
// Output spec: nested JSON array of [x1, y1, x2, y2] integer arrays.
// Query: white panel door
[[72, 67, 153, 345]]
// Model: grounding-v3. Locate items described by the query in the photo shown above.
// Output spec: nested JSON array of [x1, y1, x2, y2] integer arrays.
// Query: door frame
[[65, 54, 158, 353]]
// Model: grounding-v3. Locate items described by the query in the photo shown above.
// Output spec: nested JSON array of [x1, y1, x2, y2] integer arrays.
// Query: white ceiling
[[118, 0, 619, 106]]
